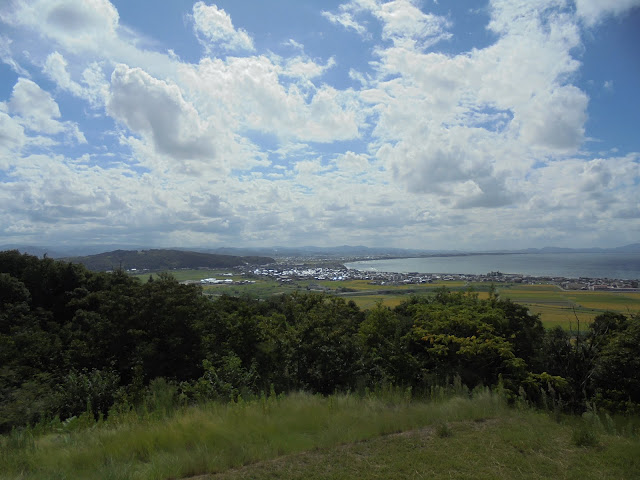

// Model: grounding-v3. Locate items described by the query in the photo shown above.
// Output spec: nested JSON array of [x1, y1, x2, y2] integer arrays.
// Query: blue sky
[[0, 0, 639, 250]]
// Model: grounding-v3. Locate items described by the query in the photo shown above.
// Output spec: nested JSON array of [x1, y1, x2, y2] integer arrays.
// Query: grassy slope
[[211, 415, 640, 480], [2, 392, 639, 480]]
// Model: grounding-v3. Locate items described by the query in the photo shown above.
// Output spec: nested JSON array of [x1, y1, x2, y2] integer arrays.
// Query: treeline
[[1, 251, 638, 432]]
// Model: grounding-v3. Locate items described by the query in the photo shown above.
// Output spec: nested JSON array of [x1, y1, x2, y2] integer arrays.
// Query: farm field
[[498, 284, 640, 329], [136, 271, 639, 328]]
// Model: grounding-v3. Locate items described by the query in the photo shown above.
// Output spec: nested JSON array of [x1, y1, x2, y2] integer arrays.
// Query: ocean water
[[345, 253, 640, 280]]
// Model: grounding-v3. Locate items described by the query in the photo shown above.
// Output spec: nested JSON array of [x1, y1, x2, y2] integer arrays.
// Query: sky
[[0, 0, 639, 251]]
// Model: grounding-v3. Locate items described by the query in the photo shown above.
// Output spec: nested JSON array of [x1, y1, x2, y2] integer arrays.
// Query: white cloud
[[283, 56, 336, 80], [42, 52, 111, 108], [192, 2, 255, 52], [107, 64, 216, 162], [516, 85, 588, 150], [0, 112, 27, 165], [333, 151, 370, 173], [1, 0, 183, 87], [43, 51, 84, 96], [0, 0, 638, 249], [375, 0, 451, 46], [5, 78, 86, 144], [8, 78, 63, 134], [0, 35, 30, 76], [3, 0, 119, 53], [521, 155, 640, 225], [322, 10, 368, 36], [575, 0, 640, 26], [487, 0, 567, 34], [180, 56, 361, 143], [359, 0, 590, 207], [283, 39, 305, 51], [324, 0, 451, 48]]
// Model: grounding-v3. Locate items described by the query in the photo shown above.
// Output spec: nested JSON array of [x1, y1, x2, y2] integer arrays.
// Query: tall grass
[[0, 387, 507, 480], [2, 385, 638, 480]]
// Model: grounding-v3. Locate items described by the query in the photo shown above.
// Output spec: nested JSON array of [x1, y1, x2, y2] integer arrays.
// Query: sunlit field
[[499, 285, 640, 329], [134, 271, 639, 329]]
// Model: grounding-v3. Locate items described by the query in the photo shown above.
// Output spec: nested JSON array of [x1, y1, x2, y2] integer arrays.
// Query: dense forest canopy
[[1, 250, 638, 432]]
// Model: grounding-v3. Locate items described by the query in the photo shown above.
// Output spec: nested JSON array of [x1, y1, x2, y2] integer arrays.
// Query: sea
[[344, 253, 640, 280]]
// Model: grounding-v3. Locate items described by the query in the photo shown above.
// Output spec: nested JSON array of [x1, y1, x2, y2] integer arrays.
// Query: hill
[[65, 249, 274, 271]]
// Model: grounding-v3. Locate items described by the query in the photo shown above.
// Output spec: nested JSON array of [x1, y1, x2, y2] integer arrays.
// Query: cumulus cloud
[[181, 56, 360, 143], [375, 0, 451, 46], [333, 151, 370, 173], [324, 0, 451, 48], [0, 112, 27, 163], [8, 78, 64, 134], [3, 0, 119, 53], [4, 78, 86, 144], [283, 56, 337, 80], [192, 2, 254, 52], [359, 0, 591, 208], [516, 86, 588, 150], [43, 52, 109, 108], [106, 64, 216, 161], [43, 51, 85, 97], [0, 0, 638, 249]]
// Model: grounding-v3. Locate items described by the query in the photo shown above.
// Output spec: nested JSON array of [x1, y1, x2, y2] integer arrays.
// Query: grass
[[211, 415, 640, 480], [2, 390, 639, 480], [0, 388, 501, 480]]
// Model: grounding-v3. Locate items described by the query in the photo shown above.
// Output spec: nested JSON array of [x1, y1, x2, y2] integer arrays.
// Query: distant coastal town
[[237, 263, 639, 292]]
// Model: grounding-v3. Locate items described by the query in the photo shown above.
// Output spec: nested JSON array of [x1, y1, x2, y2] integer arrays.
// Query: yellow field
[[498, 285, 639, 329], [343, 290, 491, 310], [347, 295, 407, 310], [333, 283, 638, 329]]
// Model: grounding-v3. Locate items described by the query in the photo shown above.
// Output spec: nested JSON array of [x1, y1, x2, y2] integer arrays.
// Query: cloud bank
[[0, 0, 638, 249]]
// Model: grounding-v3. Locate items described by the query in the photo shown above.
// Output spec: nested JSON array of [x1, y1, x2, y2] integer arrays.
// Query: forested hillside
[[1, 250, 638, 432], [64, 249, 274, 271]]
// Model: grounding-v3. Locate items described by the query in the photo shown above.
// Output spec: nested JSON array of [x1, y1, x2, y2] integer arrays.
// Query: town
[[234, 262, 640, 292]]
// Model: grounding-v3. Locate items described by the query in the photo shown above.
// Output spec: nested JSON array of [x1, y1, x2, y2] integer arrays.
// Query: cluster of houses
[[241, 264, 638, 291], [181, 273, 256, 286]]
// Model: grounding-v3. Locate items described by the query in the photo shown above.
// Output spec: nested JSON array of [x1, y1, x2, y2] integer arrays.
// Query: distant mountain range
[[504, 243, 640, 254], [60, 249, 274, 272], [1, 242, 639, 261], [194, 245, 434, 258]]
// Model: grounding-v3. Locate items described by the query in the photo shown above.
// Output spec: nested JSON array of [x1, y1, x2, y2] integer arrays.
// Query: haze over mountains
[[2, 243, 639, 262]]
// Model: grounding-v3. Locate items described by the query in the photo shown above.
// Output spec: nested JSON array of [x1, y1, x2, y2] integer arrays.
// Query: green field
[[498, 284, 640, 329], [135, 271, 639, 328]]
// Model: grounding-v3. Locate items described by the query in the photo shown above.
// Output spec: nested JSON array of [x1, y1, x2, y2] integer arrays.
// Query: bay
[[345, 253, 640, 280]]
